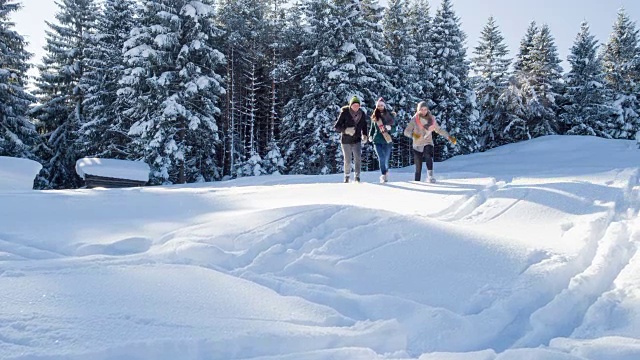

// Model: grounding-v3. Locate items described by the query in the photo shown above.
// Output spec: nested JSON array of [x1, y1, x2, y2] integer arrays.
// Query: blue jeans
[[374, 143, 392, 175]]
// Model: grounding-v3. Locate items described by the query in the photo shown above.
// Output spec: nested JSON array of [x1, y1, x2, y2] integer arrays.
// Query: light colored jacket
[[404, 114, 450, 148]]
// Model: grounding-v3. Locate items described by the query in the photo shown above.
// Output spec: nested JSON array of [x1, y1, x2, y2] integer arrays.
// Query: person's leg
[[382, 143, 392, 176], [374, 143, 385, 175], [341, 143, 352, 181], [413, 149, 423, 181], [425, 145, 435, 181], [425, 145, 434, 171], [353, 142, 362, 181]]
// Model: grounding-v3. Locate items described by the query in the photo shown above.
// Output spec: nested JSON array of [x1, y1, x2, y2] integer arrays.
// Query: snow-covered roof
[[75, 158, 150, 182], [0, 156, 42, 191]]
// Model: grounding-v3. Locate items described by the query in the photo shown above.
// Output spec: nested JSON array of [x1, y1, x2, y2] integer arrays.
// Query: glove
[[449, 136, 457, 145], [361, 134, 368, 142], [344, 127, 356, 136], [412, 133, 420, 140], [385, 125, 391, 131]]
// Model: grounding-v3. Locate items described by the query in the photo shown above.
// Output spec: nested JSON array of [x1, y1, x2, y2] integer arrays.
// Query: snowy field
[[1, 135, 639, 360]]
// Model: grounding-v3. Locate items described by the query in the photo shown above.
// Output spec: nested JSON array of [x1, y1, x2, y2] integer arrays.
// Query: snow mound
[[0, 156, 42, 191]]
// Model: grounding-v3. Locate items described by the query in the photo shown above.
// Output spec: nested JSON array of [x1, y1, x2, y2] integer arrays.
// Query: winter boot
[[355, 176, 361, 183], [344, 175, 350, 183], [379, 175, 385, 183], [427, 170, 436, 183]]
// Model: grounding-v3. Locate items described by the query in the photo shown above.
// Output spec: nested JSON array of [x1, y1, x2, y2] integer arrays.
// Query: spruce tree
[[500, 22, 563, 144], [120, 0, 226, 184], [0, 0, 38, 159], [260, 0, 288, 175], [495, 22, 537, 143], [428, 0, 478, 159], [561, 21, 612, 137], [383, 0, 419, 168], [526, 24, 563, 137], [281, 0, 393, 175], [31, 0, 99, 189], [601, 8, 639, 139], [217, 0, 271, 178], [79, 0, 137, 158], [471, 16, 511, 150], [514, 21, 537, 73], [406, 0, 434, 102]]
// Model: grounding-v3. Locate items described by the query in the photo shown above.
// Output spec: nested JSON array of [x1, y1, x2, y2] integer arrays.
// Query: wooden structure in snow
[[76, 158, 150, 188]]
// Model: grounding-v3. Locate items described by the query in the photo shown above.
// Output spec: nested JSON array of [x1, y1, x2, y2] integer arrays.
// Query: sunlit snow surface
[[1, 135, 639, 360]]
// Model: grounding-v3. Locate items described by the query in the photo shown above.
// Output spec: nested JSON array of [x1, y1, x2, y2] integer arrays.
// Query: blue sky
[[10, 0, 640, 75]]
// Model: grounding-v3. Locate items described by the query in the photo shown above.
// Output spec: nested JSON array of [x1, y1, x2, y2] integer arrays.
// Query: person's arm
[[360, 111, 368, 137], [433, 120, 456, 143], [403, 118, 415, 138], [433, 121, 450, 138], [334, 110, 346, 133], [388, 113, 397, 133], [369, 117, 376, 138]]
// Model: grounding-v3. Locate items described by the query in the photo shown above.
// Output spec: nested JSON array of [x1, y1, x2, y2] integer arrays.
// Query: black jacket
[[334, 106, 368, 144]]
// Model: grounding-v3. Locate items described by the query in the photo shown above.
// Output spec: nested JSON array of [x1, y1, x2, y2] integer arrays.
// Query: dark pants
[[374, 143, 392, 175], [413, 145, 434, 181]]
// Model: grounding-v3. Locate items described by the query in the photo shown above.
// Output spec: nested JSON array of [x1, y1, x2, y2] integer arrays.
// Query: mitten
[[385, 125, 391, 131], [449, 136, 457, 145], [412, 133, 420, 140], [345, 127, 356, 136]]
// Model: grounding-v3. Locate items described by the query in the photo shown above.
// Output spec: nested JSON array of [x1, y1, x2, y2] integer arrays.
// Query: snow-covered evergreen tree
[[494, 77, 528, 146], [561, 21, 612, 137], [499, 22, 563, 144], [358, 0, 395, 105], [383, 0, 419, 168], [260, 0, 288, 175], [119, 0, 226, 184], [217, 0, 271, 178], [406, 0, 434, 102], [526, 24, 564, 137], [31, 0, 99, 189], [235, 54, 267, 177], [513, 21, 537, 73], [79, 0, 137, 158], [494, 21, 537, 144], [428, 0, 478, 159], [471, 16, 511, 150], [601, 8, 639, 139], [0, 0, 38, 159], [281, 0, 393, 175]]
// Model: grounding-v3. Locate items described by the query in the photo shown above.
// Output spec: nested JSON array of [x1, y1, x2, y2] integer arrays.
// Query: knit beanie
[[349, 96, 361, 106], [376, 97, 385, 107], [416, 101, 428, 113]]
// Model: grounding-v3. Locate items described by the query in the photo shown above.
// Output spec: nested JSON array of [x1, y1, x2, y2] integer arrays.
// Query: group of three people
[[334, 96, 456, 183]]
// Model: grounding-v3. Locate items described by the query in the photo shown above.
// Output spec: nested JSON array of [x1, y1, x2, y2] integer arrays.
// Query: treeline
[[1, 0, 638, 188]]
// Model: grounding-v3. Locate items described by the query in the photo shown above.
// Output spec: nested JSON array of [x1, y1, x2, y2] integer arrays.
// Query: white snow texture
[[1, 135, 639, 360], [75, 157, 150, 181]]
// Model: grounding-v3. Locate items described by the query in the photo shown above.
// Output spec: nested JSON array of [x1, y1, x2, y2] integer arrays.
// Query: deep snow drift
[[1, 135, 639, 360]]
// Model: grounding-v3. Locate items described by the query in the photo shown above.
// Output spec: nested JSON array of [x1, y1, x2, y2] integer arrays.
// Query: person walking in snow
[[368, 97, 396, 183], [404, 101, 457, 183], [334, 96, 369, 183]]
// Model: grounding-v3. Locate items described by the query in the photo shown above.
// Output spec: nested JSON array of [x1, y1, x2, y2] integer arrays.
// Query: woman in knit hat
[[368, 97, 396, 183], [403, 101, 457, 182], [334, 95, 368, 183]]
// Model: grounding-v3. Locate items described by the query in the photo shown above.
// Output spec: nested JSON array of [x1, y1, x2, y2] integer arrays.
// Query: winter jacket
[[403, 114, 450, 148], [368, 109, 396, 144], [334, 106, 368, 144]]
